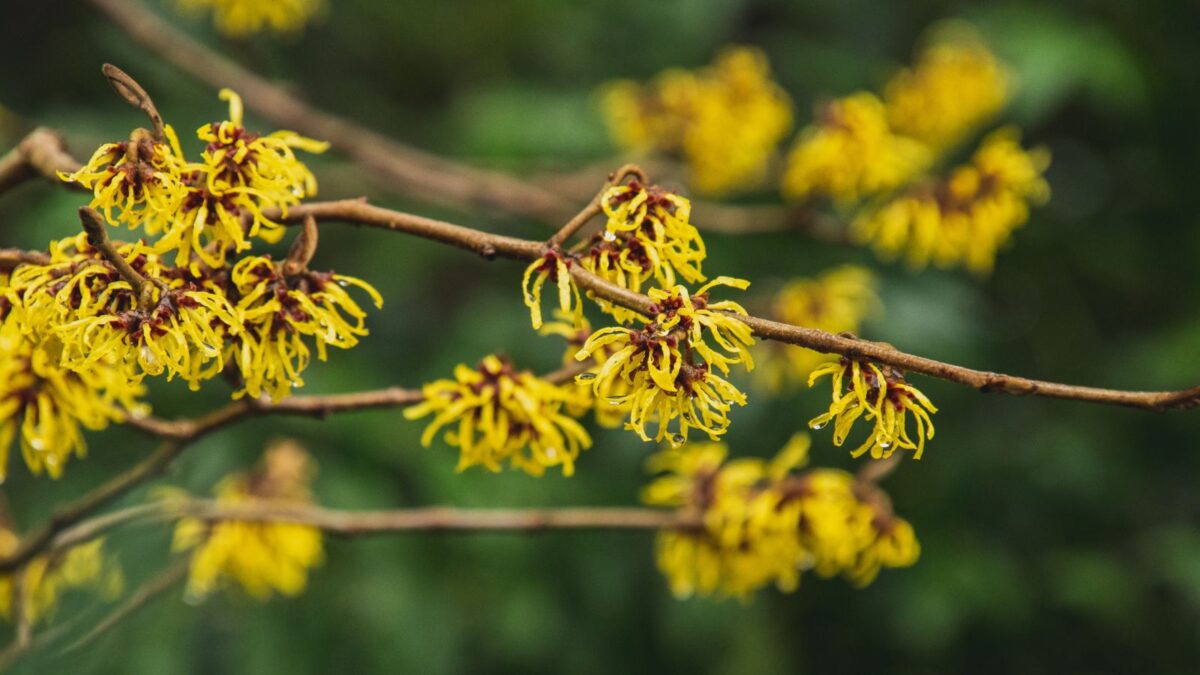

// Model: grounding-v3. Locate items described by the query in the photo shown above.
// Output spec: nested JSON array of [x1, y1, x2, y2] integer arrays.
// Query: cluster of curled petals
[[8, 233, 237, 391], [62, 89, 327, 269], [884, 23, 1010, 149], [228, 255, 382, 402], [782, 92, 929, 204], [643, 434, 919, 598], [176, 0, 325, 37], [173, 441, 323, 600], [404, 355, 592, 477], [578, 182, 706, 323], [521, 249, 582, 330], [540, 314, 630, 428], [853, 128, 1050, 273], [809, 358, 937, 460], [602, 46, 793, 195], [0, 318, 145, 480], [754, 265, 879, 391], [0, 529, 123, 623], [573, 279, 753, 444], [60, 127, 190, 237]]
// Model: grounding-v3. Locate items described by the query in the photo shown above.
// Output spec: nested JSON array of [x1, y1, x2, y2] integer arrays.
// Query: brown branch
[[124, 386, 425, 440], [0, 128, 84, 196], [0, 440, 187, 574], [78, 206, 156, 309], [0, 248, 50, 269], [88, 0, 574, 223], [270, 197, 1200, 413], [100, 64, 165, 141], [59, 560, 189, 656]]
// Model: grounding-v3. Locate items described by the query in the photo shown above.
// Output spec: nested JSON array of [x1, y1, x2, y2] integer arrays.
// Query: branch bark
[[271, 198, 1200, 413], [0, 128, 84, 196]]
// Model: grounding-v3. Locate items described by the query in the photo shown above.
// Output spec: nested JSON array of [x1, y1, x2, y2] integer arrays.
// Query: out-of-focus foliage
[[0, 0, 1198, 673]]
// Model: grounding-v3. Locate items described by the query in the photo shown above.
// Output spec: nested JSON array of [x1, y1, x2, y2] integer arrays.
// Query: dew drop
[[602, 230, 617, 242], [29, 437, 45, 451], [577, 372, 597, 381], [670, 434, 687, 446], [879, 442, 892, 449], [545, 447, 558, 459], [809, 421, 827, 430]]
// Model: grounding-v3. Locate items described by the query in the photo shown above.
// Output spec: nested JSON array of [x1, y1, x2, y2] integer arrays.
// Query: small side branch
[[0, 128, 85, 196], [60, 560, 189, 656]]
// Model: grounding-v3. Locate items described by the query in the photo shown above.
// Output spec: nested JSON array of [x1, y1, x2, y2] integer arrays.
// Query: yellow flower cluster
[[0, 86, 377, 478], [853, 128, 1051, 273], [602, 46, 793, 195], [173, 440, 323, 600], [754, 265, 879, 391], [574, 278, 754, 444], [229, 255, 383, 401], [0, 319, 144, 479], [62, 89, 328, 269], [540, 314, 630, 428], [809, 358, 937, 460], [782, 92, 929, 204], [885, 23, 1010, 149], [5, 236, 380, 406], [0, 531, 123, 623], [10, 234, 236, 390], [404, 354, 592, 476], [177, 0, 325, 37], [578, 182, 705, 324], [643, 434, 919, 598]]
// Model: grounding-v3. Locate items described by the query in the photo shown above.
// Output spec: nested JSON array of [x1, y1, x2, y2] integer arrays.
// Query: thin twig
[[124, 386, 425, 440], [0, 128, 85, 196], [88, 0, 573, 223], [269, 198, 1200, 413], [0, 248, 50, 269], [78, 206, 156, 309], [281, 213, 319, 276], [100, 64, 165, 141], [59, 560, 189, 656], [0, 441, 186, 574]]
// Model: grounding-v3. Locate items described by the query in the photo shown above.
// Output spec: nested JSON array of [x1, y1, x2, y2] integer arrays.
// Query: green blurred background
[[2, 0, 1199, 672]]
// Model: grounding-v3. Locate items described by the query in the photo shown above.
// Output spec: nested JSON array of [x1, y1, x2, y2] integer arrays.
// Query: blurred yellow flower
[[404, 354, 591, 476], [783, 92, 929, 204], [174, 440, 323, 600], [602, 46, 793, 195], [643, 434, 918, 598], [885, 23, 1009, 149], [754, 265, 879, 391], [0, 531, 123, 623], [177, 0, 325, 37], [853, 127, 1050, 273]]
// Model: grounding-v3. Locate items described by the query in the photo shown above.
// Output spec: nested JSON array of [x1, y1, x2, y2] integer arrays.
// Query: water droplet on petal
[[879, 442, 892, 449], [577, 372, 597, 381], [545, 447, 558, 459], [602, 230, 617, 242], [670, 434, 687, 446], [809, 421, 827, 430], [29, 437, 45, 451]]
